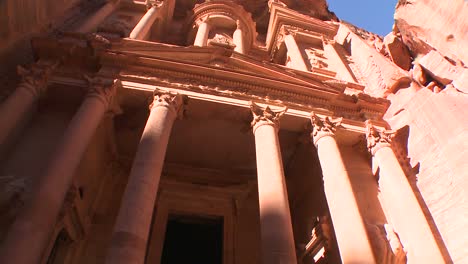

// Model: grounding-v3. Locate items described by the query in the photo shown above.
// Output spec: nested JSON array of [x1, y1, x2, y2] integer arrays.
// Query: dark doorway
[[161, 214, 223, 264]]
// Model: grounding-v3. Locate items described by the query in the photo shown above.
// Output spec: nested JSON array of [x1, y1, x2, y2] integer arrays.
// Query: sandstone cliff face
[[394, 0, 468, 65], [381, 1, 468, 263]]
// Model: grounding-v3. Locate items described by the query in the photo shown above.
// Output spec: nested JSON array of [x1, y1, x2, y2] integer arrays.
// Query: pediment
[[107, 38, 340, 92]]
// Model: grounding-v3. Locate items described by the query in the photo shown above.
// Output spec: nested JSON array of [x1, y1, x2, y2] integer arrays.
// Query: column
[[0, 61, 57, 153], [76, 0, 121, 33], [310, 113, 376, 263], [106, 92, 184, 264], [233, 20, 245, 54], [129, 1, 162, 40], [194, 17, 211, 47], [250, 102, 297, 264], [0, 77, 119, 264], [365, 121, 445, 263], [282, 28, 308, 71]]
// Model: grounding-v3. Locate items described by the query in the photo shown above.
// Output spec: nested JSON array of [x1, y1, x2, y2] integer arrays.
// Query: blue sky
[[327, 0, 398, 36]]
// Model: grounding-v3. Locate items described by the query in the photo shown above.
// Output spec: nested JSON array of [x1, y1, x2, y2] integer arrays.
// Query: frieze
[[118, 68, 384, 122]]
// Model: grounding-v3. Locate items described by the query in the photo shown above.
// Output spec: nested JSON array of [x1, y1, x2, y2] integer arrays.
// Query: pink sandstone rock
[[418, 50, 468, 92], [394, 0, 468, 64], [383, 33, 411, 71]]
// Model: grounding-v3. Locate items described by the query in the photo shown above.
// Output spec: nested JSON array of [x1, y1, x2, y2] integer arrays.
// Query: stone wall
[[381, 1, 468, 262]]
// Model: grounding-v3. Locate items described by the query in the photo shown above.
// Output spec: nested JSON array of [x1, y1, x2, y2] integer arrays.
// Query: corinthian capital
[[250, 102, 287, 132], [145, 0, 163, 9], [310, 112, 342, 146], [17, 61, 58, 97], [84, 75, 120, 109], [150, 92, 185, 118], [365, 120, 394, 155]]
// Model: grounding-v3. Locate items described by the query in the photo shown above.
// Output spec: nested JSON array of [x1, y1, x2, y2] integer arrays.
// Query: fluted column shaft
[[76, 0, 121, 33], [311, 114, 376, 263], [0, 62, 56, 152], [283, 32, 308, 71], [366, 122, 445, 263], [0, 78, 119, 264], [233, 20, 245, 54], [250, 103, 297, 264], [106, 93, 184, 264], [194, 18, 211, 47], [129, 4, 160, 40]]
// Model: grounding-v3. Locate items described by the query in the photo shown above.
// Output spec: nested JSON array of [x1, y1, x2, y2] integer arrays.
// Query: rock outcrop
[[394, 0, 468, 64]]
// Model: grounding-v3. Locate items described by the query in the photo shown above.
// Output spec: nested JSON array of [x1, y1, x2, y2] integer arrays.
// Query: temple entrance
[[161, 214, 223, 264]]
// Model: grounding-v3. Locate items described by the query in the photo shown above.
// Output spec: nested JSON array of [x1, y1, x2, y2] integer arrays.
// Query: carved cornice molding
[[150, 91, 186, 118], [250, 102, 287, 133], [310, 112, 342, 146], [84, 75, 121, 110], [17, 60, 59, 98], [365, 120, 394, 155]]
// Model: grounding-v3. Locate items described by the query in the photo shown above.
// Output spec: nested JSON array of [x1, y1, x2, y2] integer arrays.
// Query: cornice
[[31, 34, 389, 122]]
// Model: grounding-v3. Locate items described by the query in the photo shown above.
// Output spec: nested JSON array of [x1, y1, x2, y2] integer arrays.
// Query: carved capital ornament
[[84, 75, 121, 111], [365, 120, 394, 155], [17, 61, 58, 97], [310, 112, 342, 146], [250, 102, 287, 133], [150, 92, 185, 118]]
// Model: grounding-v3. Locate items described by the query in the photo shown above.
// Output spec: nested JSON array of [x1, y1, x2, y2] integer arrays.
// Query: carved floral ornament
[[145, 0, 164, 9], [310, 112, 342, 145], [150, 92, 186, 118], [83, 75, 121, 108], [250, 102, 287, 132], [365, 120, 395, 155], [17, 61, 59, 97]]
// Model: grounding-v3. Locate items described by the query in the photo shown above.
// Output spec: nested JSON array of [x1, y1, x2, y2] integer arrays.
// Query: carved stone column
[[281, 27, 308, 71], [194, 17, 211, 47], [129, 1, 162, 40], [76, 0, 121, 33], [365, 121, 445, 263], [0, 61, 57, 152], [233, 20, 245, 54], [106, 92, 184, 264], [250, 102, 297, 264], [310, 113, 376, 263], [0, 77, 120, 264]]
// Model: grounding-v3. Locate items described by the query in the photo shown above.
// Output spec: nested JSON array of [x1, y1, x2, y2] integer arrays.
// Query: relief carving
[[310, 112, 342, 145], [250, 102, 287, 131], [366, 223, 406, 264], [150, 92, 186, 118], [84, 75, 121, 109], [17, 60, 58, 97], [365, 120, 394, 155]]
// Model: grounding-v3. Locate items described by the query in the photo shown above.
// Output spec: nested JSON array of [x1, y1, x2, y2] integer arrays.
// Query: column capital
[[250, 102, 287, 133], [365, 120, 395, 155], [145, 0, 163, 9], [310, 112, 342, 146], [84, 75, 120, 110], [17, 61, 58, 97], [196, 15, 212, 26], [150, 92, 185, 118]]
